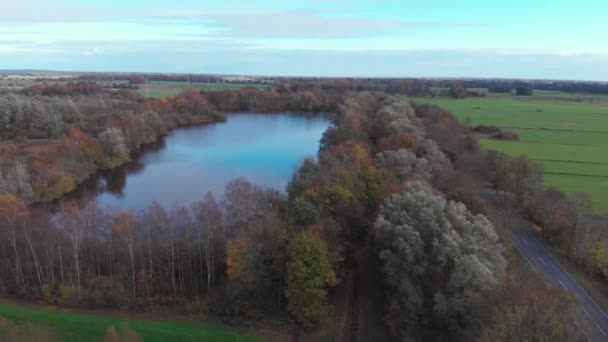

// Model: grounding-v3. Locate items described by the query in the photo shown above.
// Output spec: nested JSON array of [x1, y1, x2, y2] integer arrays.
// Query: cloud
[[165, 10, 206, 19], [83, 46, 102, 57], [209, 10, 414, 39]]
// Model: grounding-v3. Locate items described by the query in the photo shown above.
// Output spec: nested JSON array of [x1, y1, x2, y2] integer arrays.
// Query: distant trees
[[449, 81, 467, 99], [515, 85, 533, 96], [374, 180, 506, 340]]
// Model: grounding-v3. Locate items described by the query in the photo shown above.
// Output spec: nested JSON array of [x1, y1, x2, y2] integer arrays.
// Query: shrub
[[41, 283, 61, 305], [58, 285, 80, 307], [184, 297, 210, 320], [85, 276, 127, 309]]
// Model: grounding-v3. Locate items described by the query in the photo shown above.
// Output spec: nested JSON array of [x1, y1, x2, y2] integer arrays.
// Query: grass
[[138, 81, 270, 98], [0, 79, 271, 99], [0, 301, 259, 342], [411, 94, 608, 210]]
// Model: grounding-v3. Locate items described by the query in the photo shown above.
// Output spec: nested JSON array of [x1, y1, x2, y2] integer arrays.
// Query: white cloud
[[83, 46, 102, 57], [165, 10, 206, 18]]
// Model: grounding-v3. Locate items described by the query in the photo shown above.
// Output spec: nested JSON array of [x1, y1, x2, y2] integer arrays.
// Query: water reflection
[[55, 112, 330, 210]]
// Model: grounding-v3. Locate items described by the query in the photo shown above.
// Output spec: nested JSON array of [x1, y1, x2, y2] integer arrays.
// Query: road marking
[[539, 256, 547, 265], [582, 306, 592, 318], [522, 238, 529, 245], [595, 321, 607, 336], [559, 280, 568, 291], [512, 239, 536, 271], [526, 232, 608, 321]]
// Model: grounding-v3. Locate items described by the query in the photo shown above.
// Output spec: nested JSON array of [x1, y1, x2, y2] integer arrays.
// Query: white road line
[[539, 256, 547, 265], [559, 280, 568, 291], [526, 232, 608, 321], [512, 239, 536, 271], [595, 321, 607, 337], [522, 238, 529, 245], [583, 306, 592, 319]]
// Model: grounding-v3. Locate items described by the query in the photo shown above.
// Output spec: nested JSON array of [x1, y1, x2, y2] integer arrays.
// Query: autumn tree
[[112, 210, 139, 296], [285, 231, 337, 329], [478, 270, 580, 342]]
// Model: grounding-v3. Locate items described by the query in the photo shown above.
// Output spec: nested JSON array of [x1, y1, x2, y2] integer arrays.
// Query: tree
[[0, 194, 28, 290], [515, 85, 533, 96], [374, 180, 506, 340], [375, 149, 432, 182], [449, 81, 467, 99], [99, 128, 129, 167], [112, 211, 138, 297], [58, 201, 100, 293], [478, 271, 581, 342], [192, 193, 223, 296], [285, 231, 337, 329]]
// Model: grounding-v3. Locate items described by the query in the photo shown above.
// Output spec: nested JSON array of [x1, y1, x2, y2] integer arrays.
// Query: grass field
[[411, 94, 608, 210], [0, 301, 258, 342], [0, 78, 271, 99], [139, 81, 271, 98]]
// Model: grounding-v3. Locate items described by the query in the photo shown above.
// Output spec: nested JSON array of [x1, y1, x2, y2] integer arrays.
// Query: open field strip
[[411, 96, 608, 210], [0, 301, 258, 342]]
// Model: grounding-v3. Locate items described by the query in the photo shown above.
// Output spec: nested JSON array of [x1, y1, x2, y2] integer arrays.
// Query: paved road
[[513, 230, 608, 341]]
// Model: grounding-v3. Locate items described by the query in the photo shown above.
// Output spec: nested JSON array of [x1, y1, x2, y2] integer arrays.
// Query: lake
[[68, 113, 330, 210]]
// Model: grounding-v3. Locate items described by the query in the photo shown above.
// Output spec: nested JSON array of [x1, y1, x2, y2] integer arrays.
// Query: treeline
[[0, 88, 224, 203], [76, 73, 270, 85], [0, 84, 346, 204]]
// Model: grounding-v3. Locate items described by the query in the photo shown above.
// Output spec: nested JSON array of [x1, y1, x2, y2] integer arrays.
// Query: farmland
[[138, 80, 271, 98], [0, 77, 272, 99], [412, 92, 608, 210], [0, 301, 258, 342]]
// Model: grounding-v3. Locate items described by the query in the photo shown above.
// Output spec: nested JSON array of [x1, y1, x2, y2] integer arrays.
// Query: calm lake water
[[70, 113, 330, 210]]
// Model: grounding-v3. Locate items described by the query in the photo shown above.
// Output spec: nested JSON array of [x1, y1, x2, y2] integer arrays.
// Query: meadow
[[138, 80, 271, 98], [412, 92, 608, 210], [0, 301, 258, 342], [0, 77, 271, 99]]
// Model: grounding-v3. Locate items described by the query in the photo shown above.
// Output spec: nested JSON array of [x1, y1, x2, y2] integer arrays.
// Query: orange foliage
[[0, 194, 28, 221], [328, 139, 372, 168], [226, 239, 250, 280], [377, 132, 416, 152]]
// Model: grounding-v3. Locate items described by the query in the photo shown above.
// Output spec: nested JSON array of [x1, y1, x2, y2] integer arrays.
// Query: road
[[513, 230, 608, 341]]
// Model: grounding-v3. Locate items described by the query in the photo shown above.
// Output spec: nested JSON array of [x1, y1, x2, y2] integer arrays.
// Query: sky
[[1, 0, 607, 80]]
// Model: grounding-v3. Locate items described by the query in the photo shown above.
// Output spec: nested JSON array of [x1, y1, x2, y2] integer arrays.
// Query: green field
[[411, 94, 608, 210], [0, 301, 258, 342], [139, 81, 271, 98], [0, 78, 271, 99]]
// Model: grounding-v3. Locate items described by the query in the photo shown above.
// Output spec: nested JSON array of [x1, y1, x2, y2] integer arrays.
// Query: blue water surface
[[93, 112, 329, 209]]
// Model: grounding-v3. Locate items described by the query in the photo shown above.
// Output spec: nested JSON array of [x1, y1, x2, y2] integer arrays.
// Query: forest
[[0, 81, 606, 341]]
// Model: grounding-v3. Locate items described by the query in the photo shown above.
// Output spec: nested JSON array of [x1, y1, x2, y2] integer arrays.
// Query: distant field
[[0, 301, 258, 342], [139, 81, 271, 98], [411, 94, 608, 210], [0, 78, 271, 99]]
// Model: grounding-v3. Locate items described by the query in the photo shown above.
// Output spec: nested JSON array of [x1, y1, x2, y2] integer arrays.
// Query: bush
[[184, 297, 210, 320], [41, 284, 61, 305], [85, 276, 127, 309], [59, 285, 80, 307]]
